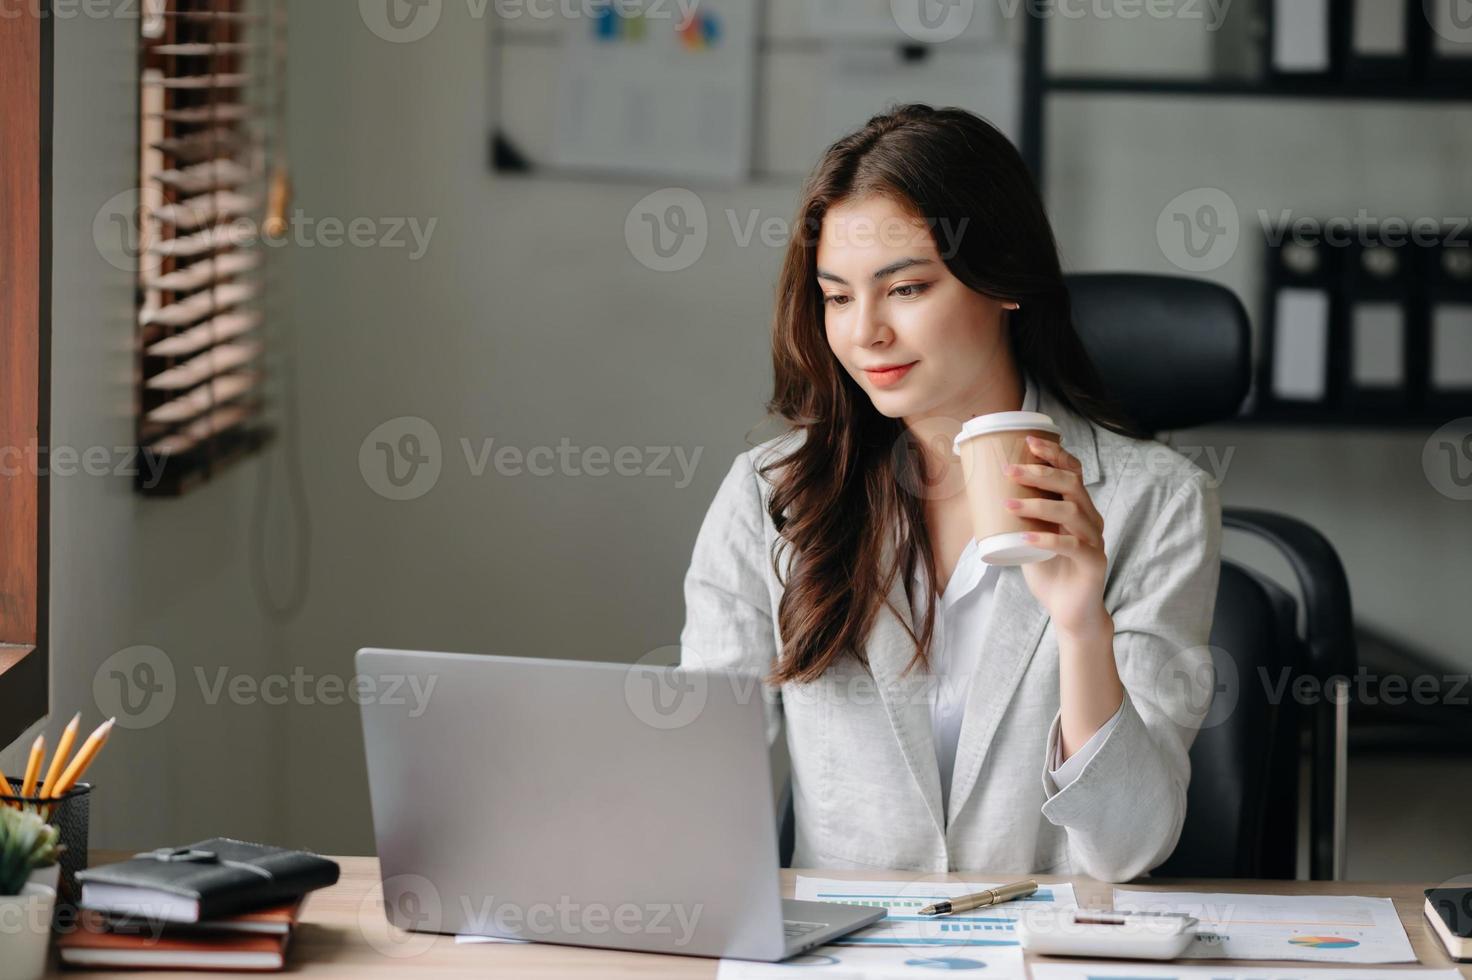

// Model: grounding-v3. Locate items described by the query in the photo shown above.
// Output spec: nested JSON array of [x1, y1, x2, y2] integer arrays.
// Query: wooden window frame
[[0, 4, 52, 748]]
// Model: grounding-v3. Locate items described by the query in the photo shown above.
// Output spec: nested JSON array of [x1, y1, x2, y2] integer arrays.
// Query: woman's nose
[[850, 298, 891, 348]]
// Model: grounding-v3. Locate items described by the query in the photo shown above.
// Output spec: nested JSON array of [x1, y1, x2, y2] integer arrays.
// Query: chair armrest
[[1223, 507, 1354, 880], [1222, 508, 1356, 680]]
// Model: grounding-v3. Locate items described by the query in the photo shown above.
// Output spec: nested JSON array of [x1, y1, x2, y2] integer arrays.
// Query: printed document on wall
[[550, 0, 757, 182]]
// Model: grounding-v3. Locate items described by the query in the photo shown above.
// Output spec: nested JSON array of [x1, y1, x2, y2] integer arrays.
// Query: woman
[[680, 104, 1221, 882]]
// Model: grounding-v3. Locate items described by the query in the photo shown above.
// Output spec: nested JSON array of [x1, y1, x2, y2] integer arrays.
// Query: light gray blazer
[[679, 384, 1222, 882]]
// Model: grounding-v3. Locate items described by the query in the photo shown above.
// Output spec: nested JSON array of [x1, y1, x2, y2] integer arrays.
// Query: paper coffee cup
[[952, 411, 1064, 565]]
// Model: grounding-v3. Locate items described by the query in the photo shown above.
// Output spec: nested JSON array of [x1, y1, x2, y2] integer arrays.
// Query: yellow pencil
[[39, 713, 80, 799], [20, 734, 45, 797], [50, 717, 114, 798], [0, 765, 12, 806]]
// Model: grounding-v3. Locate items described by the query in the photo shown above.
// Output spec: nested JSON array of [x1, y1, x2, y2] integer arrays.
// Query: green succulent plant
[[0, 806, 62, 896]]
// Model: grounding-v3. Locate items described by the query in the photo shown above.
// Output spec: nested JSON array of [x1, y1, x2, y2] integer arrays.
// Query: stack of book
[[56, 838, 339, 972]]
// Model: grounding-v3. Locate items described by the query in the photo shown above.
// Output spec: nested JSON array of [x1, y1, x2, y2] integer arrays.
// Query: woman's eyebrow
[[816, 257, 934, 285]]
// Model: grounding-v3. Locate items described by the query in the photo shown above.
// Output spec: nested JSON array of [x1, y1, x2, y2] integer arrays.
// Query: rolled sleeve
[[1045, 698, 1124, 790], [1038, 470, 1222, 883]]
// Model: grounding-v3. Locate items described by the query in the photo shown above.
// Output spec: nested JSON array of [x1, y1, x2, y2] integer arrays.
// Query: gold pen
[[919, 879, 1038, 916]]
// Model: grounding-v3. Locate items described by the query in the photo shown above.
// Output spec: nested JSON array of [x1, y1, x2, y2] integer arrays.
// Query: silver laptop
[[356, 647, 885, 960]]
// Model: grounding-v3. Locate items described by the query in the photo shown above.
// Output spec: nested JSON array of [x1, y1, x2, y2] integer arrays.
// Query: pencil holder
[[2, 777, 91, 909]]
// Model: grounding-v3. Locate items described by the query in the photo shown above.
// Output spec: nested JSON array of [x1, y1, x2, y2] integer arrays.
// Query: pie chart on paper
[[1288, 935, 1362, 949], [903, 957, 992, 970]]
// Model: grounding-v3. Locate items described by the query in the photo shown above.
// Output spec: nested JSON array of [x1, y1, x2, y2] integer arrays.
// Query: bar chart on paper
[[794, 877, 1077, 947]]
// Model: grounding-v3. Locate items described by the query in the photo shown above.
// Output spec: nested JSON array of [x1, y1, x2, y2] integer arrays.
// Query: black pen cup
[[2, 777, 92, 908]]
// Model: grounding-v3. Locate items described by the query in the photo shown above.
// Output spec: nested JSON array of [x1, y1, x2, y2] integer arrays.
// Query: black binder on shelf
[[1258, 229, 1340, 420], [1422, 229, 1472, 414], [1423, 0, 1472, 81], [1343, 0, 1416, 81], [1211, 0, 1269, 83], [1267, 0, 1341, 82], [1341, 239, 1413, 413]]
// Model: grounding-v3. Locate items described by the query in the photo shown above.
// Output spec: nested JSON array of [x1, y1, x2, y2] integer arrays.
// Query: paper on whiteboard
[[819, 44, 1021, 152], [550, 0, 758, 182], [803, 0, 1002, 43]]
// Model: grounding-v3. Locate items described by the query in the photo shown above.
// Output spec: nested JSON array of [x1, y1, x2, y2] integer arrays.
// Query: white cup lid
[[953, 411, 1061, 455]]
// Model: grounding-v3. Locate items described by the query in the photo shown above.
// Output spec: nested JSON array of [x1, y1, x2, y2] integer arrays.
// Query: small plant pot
[[27, 864, 60, 893], [0, 881, 57, 980]]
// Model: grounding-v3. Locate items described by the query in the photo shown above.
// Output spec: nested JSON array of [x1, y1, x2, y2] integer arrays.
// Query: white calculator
[[1015, 908, 1200, 960]]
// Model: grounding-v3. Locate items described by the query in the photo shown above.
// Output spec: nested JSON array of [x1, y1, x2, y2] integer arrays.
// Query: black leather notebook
[[1425, 887, 1472, 962], [76, 838, 340, 923]]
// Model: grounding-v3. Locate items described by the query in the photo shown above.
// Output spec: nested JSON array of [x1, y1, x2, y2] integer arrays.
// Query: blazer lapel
[[943, 386, 1103, 828], [864, 533, 947, 840]]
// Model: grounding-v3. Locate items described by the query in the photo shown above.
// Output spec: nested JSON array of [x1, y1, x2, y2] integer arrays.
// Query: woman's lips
[[863, 361, 917, 388]]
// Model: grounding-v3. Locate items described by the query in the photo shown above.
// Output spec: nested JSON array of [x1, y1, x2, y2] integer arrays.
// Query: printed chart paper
[[794, 877, 1076, 947], [719, 942, 1025, 979], [1031, 965, 1459, 980], [1113, 889, 1417, 963]]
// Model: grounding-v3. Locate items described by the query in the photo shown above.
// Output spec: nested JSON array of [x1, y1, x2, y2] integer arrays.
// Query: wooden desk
[[48, 857, 1469, 977]]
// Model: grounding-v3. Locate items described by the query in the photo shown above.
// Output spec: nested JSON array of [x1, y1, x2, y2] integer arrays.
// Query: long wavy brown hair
[[760, 103, 1143, 687]]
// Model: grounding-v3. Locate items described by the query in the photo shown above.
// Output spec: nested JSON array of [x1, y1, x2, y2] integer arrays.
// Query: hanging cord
[[249, 0, 310, 621]]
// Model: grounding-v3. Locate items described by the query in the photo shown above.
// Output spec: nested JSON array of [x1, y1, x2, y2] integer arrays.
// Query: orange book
[[57, 911, 292, 971]]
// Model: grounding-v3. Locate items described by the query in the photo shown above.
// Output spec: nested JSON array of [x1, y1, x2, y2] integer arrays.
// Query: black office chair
[[776, 273, 1355, 880]]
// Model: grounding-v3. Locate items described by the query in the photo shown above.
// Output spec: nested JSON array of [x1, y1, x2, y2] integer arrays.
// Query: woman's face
[[816, 194, 1018, 429]]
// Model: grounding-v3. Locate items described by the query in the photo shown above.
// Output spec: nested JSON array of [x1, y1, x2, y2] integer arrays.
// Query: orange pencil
[[20, 734, 45, 797], [0, 765, 12, 806], [39, 712, 79, 799], [50, 717, 114, 798]]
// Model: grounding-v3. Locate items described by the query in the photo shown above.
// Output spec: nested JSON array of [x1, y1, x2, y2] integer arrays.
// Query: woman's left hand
[[1003, 436, 1109, 637]]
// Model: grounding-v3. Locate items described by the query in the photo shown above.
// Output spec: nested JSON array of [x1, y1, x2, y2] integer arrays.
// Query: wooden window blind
[[137, 0, 285, 495]]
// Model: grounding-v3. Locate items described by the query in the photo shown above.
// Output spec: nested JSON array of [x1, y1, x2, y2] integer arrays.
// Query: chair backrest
[[1066, 272, 1250, 432]]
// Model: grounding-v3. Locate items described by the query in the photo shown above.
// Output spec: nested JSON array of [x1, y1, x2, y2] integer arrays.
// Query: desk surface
[[48, 856, 1468, 978]]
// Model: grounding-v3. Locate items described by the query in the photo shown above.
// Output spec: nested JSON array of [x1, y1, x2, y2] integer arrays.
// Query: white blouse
[[921, 375, 1122, 817]]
